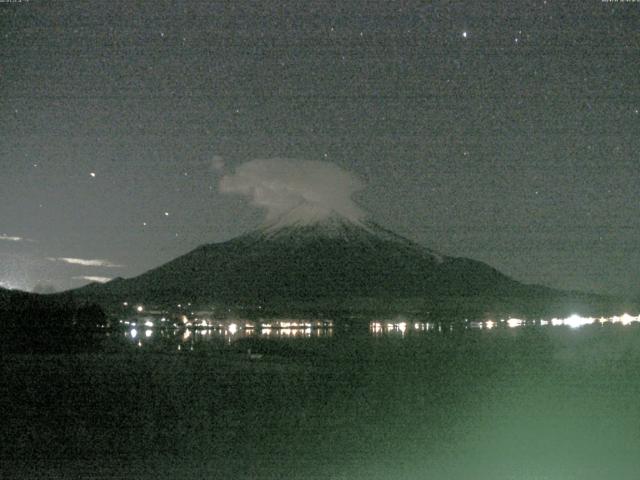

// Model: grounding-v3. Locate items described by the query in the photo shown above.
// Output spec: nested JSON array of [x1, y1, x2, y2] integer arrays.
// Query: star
[[90, 172, 96, 177]]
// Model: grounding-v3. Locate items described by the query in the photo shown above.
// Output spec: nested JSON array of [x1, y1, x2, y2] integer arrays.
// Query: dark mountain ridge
[[71, 211, 566, 314]]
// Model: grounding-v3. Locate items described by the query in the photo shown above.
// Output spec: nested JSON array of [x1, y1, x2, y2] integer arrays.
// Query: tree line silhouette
[[0, 289, 108, 353]]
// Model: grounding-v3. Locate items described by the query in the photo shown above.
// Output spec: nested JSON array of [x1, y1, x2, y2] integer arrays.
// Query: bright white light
[[130, 328, 138, 339], [145, 329, 153, 338], [618, 313, 637, 326], [144, 320, 154, 327], [398, 322, 407, 334], [136, 305, 144, 313], [462, 31, 468, 38], [507, 318, 523, 328], [485, 320, 495, 330], [228, 323, 238, 335], [564, 314, 594, 329]]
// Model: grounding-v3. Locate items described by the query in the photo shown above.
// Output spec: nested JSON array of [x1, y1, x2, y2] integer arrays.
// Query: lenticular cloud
[[219, 159, 366, 223]]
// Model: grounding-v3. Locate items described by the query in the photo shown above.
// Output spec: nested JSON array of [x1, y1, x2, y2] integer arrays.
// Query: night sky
[[1, 1, 638, 296]]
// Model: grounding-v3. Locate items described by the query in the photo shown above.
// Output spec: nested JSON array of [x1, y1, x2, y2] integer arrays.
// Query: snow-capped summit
[[252, 204, 442, 261], [257, 203, 374, 240]]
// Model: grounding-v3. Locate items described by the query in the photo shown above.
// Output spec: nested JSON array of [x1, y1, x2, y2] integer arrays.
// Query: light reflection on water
[[122, 319, 335, 349], [369, 320, 434, 336], [121, 313, 640, 348]]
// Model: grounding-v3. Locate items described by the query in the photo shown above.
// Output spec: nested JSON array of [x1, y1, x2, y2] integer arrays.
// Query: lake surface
[[3, 316, 640, 479]]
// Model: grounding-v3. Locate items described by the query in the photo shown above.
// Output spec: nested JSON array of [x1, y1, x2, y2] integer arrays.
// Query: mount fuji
[[70, 205, 567, 314]]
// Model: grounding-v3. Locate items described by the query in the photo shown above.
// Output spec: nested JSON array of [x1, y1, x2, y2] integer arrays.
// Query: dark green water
[[2, 324, 640, 479]]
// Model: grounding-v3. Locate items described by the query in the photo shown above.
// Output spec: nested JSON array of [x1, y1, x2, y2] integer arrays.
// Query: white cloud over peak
[[219, 159, 366, 223]]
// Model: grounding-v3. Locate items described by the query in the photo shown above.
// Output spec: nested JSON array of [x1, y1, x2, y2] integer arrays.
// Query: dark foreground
[[2, 325, 640, 479]]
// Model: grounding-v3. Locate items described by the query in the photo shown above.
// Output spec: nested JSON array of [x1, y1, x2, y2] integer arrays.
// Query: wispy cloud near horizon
[[47, 257, 124, 268], [1, 234, 27, 242], [73, 275, 112, 283]]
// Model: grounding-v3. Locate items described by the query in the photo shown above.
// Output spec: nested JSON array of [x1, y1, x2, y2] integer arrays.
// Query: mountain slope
[[72, 210, 543, 308]]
